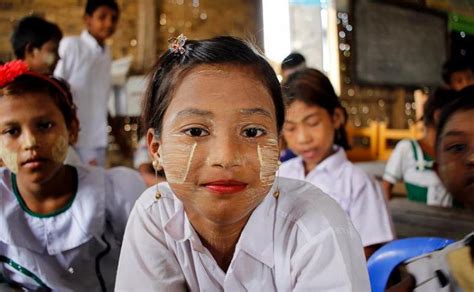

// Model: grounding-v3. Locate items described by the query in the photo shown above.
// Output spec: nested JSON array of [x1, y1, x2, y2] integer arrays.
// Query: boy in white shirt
[[55, 0, 119, 166]]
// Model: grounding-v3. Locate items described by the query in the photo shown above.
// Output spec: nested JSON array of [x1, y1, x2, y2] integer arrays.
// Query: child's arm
[[383, 139, 410, 199], [383, 180, 395, 200], [291, 218, 370, 290], [54, 37, 75, 80]]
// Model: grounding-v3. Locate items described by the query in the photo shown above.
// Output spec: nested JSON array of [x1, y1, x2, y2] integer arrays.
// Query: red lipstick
[[203, 180, 247, 194]]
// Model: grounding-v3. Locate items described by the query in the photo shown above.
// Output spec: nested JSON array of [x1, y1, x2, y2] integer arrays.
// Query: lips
[[202, 180, 248, 194], [22, 157, 48, 168], [300, 149, 319, 159]]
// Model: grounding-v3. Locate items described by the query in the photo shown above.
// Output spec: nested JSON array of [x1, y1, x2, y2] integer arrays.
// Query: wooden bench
[[389, 198, 474, 240], [377, 122, 423, 161], [346, 121, 379, 162]]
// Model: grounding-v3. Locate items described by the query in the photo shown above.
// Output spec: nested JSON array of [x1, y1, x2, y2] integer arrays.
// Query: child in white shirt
[[279, 68, 395, 258], [0, 61, 145, 290], [55, 0, 120, 166], [115, 35, 370, 290]]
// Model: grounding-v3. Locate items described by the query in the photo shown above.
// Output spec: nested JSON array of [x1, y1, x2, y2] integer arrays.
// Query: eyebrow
[[285, 112, 321, 124], [442, 130, 465, 138], [240, 108, 273, 119], [174, 108, 214, 120]]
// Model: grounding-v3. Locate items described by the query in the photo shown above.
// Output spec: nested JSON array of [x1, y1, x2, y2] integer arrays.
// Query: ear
[[332, 107, 345, 130], [68, 118, 80, 145], [147, 128, 161, 163], [83, 14, 91, 27], [24, 42, 36, 58]]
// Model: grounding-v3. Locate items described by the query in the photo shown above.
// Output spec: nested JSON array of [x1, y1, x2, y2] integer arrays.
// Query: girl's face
[[437, 109, 474, 208], [149, 65, 280, 226], [0, 93, 74, 183], [283, 100, 342, 172]]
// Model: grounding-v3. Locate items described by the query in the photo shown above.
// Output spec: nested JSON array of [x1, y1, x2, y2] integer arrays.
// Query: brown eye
[[242, 127, 265, 138], [184, 127, 209, 137]]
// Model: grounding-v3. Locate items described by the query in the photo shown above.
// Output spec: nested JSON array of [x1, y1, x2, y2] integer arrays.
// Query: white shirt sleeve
[[54, 38, 75, 80], [291, 227, 370, 291], [349, 171, 395, 247], [115, 198, 187, 291], [383, 139, 410, 184]]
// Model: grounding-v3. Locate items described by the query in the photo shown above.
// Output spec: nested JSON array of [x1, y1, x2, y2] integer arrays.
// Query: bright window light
[[262, 0, 291, 63]]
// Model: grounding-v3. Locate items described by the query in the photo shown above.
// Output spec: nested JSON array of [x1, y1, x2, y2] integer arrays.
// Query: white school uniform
[[279, 147, 395, 247], [383, 139, 453, 207], [0, 165, 145, 291], [116, 178, 370, 291], [55, 30, 112, 163]]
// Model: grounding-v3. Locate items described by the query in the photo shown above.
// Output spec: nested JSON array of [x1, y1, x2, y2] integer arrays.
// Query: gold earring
[[273, 187, 280, 198], [273, 166, 280, 198], [153, 160, 161, 200]]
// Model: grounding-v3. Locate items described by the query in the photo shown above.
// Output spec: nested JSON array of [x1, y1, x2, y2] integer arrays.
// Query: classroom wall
[[0, 0, 262, 73]]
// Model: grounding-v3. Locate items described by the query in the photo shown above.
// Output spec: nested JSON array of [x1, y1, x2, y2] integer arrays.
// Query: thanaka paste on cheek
[[257, 136, 280, 186], [0, 141, 18, 173], [51, 131, 69, 163], [162, 142, 197, 184]]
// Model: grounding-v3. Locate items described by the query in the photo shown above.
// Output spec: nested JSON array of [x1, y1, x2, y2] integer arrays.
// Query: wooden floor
[[389, 198, 474, 240]]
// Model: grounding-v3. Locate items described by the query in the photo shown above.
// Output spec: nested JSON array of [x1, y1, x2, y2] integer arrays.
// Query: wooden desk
[[389, 198, 474, 240]]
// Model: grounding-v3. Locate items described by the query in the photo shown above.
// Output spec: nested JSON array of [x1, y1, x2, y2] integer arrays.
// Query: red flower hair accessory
[[0, 60, 29, 87]]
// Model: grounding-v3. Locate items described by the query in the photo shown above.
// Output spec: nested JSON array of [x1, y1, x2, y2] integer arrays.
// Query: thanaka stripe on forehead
[[240, 108, 273, 118]]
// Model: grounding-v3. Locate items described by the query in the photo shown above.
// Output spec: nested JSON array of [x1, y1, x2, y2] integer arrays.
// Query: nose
[[295, 126, 312, 145], [22, 130, 39, 151], [206, 133, 242, 169]]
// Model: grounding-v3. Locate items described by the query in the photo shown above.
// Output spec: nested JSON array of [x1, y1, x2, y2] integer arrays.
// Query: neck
[[303, 146, 335, 175], [187, 210, 250, 272], [16, 165, 76, 214]]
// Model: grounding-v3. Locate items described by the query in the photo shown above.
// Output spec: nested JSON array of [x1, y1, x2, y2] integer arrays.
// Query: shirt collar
[[236, 183, 277, 268], [80, 30, 104, 51], [163, 182, 278, 268], [0, 166, 106, 255]]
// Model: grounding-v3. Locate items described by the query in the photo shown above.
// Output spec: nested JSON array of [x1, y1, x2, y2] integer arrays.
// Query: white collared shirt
[[55, 30, 112, 148], [0, 165, 145, 291], [116, 178, 370, 291], [279, 147, 395, 247]]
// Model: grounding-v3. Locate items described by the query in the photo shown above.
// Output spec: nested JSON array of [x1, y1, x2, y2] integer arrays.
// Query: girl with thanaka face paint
[[0, 61, 146, 290], [116, 36, 370, 291]]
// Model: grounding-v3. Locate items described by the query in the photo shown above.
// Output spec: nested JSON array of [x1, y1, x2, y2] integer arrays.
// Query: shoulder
[[276, 178, 352, 236], [0, 168, 13, 199], [135, 182, 178, 211], [59, 35, 82, 50], [393, 139, 415, 153], [279, 157, 302, 177]]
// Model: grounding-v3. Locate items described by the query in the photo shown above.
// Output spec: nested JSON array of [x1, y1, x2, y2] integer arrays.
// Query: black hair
[[441, 57, 474, 85], [10, 16, 62, 59], [1, 75, 78, 129], [281, 68, 350, 150], [85, 0, 119, 15], [435, 85, 474, 150], [281, 52, 306, 70], [142, 36, 285, 136], [423, 87, 456, 127]]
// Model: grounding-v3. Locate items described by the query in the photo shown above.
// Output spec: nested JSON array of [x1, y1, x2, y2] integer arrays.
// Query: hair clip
[[0, 60, 29, 87], [168, 34, 187, 55]]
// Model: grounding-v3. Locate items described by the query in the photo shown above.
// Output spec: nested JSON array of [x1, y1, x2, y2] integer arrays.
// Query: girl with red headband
[[0, 60, 145, 290]]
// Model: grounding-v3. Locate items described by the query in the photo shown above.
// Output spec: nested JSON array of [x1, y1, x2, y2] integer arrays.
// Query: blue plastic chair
[[367, 237, 455, 292]]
